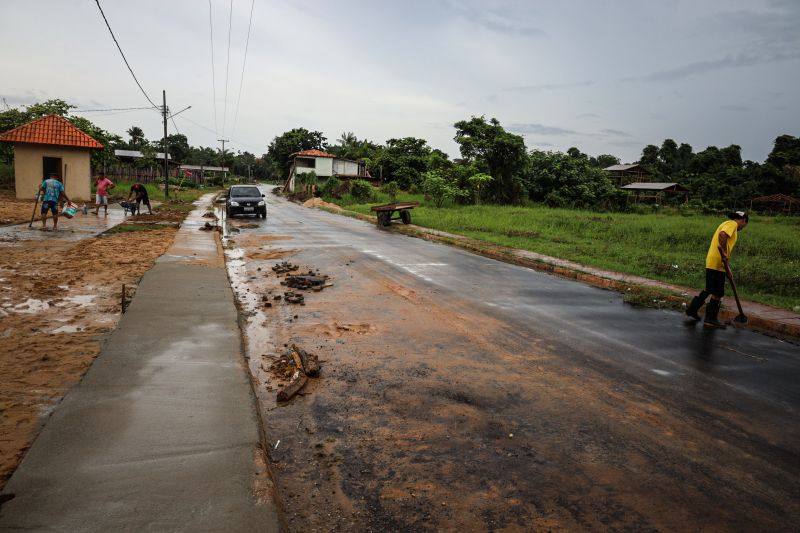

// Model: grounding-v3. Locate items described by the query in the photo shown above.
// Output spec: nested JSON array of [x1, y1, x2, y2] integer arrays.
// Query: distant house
[[0, 114, 103, 200], [114, 149, 173, 162], [604, 164, 651, 187], [620, 182, 688, 203], [284, 149, 371, 192]]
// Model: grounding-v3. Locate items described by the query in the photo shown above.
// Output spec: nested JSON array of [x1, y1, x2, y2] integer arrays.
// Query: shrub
[[350, 179, 374, 202], [381, 181, 399, 201], [422, 170, 465, 207]]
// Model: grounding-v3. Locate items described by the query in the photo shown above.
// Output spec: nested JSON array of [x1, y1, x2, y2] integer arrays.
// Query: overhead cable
[[222, 0, 233, 136], [231, 0, 255, 137], [208, 0, 219, 135], [74, 106, 157, 112], [93, 0, 159, 109]]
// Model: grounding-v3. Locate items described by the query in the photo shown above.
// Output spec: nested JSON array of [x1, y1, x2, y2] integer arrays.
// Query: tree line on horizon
[[1, 99, 798, 211]]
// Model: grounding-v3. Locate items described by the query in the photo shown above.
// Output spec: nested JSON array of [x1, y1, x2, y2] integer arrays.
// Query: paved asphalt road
[[230, 188, 799, 532]]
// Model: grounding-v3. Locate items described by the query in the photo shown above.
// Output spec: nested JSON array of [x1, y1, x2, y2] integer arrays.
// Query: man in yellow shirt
[[686, 211, 749, 328]]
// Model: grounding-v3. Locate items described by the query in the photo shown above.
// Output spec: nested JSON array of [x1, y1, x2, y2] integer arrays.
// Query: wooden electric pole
[[218, 138, 229, 188], [162, 90, 170, 198]]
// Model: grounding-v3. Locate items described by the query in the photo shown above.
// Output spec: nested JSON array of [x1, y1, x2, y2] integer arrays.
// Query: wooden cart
[[370, 201, 419, 227]]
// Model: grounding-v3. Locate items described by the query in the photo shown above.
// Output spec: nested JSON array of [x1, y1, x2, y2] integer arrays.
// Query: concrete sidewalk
[[0, 196, 281, 532]]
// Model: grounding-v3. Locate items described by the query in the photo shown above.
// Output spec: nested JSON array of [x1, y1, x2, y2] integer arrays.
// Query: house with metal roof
[[0, 114, 103, 200], [284, 149, 371, 192], [604, 163, 651, 187], [620, 182, 688, 203]]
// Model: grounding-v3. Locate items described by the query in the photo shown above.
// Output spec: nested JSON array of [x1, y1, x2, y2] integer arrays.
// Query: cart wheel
[[379, 211, 391, 226], [400, 209, 411, 224]]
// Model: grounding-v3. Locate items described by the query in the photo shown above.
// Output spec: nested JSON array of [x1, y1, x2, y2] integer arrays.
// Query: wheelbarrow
[[119, 201, 139, 216], [370, 202, 419, 227]]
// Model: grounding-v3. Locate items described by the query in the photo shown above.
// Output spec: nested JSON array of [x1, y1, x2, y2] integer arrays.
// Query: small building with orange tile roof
[[0, 115, 104, 200]]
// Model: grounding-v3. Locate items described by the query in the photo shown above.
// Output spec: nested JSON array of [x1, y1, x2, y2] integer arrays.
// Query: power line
[[208, 0, 219, 135], [222, 0, 233, 136], [176, 114, 263, 153], [74, 106, 157, 112], [231, 0, 255, 137], [93, 0, 158, 108]]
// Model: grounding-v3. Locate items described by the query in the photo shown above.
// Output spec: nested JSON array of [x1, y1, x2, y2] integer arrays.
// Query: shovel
[[722, 259, 748, 324], [28, 192, 41, 228]]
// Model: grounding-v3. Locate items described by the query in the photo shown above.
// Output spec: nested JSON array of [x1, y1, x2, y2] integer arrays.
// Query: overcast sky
[[1, 0, 798, 162]]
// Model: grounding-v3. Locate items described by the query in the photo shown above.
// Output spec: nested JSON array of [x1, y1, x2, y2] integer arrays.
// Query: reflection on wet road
[[226, 187, 800, 532]]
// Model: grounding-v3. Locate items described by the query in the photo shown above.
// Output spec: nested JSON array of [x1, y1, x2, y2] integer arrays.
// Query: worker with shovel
[[38, 174, 71, 231], [686, 211, 749, 328]]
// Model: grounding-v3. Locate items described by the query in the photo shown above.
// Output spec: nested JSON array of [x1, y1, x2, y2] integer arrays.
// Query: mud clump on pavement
[[266, 345, 322, 402], [0, 225, 179, 490]]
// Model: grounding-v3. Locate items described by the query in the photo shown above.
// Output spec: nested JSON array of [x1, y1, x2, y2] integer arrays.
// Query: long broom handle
[[28, 191, 40, 227], [722, 260, 746, 316]]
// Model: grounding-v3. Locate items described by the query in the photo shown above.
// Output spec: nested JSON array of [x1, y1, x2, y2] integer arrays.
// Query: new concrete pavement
[[0, 196, 281, 532]]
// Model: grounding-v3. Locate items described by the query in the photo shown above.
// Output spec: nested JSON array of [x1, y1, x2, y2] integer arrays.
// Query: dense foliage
[[2, 99, 798, 210]]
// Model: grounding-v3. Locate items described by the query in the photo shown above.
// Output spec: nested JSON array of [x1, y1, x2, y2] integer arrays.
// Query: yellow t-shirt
[[706, 220, 739, 271]]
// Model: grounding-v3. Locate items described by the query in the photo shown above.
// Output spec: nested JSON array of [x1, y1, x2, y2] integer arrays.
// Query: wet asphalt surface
[[224, 188, 799, 532]]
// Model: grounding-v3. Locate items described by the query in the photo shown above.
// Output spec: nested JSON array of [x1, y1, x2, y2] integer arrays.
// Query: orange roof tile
[[0, 114, 104, 150], [292, 149, 335, 158]]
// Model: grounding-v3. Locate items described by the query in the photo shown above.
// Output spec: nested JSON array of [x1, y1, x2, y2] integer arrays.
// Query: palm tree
[[126, 126, 146, 149]]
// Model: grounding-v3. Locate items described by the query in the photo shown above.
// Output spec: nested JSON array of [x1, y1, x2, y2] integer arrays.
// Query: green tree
[[126, 126, 146, 148], [589, 154, 621, 168], [467, 172, 493, 204], [526, 150, 615, 208], [372, 137, 432, 189], [153, 133, 189, 163], [265, 128, 327, 179], [296, 171, 317, 196], [422, 170, 464, 207], [350, 179, 374, 202], [381, 181, 399, 201], [453, 116, 527, 203]]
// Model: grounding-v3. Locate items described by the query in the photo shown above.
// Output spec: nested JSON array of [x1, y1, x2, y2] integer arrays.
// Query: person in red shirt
[[93, 174, 115, 215]]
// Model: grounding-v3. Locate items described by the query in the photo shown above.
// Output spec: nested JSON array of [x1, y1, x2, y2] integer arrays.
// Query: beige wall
[[13, 144, 92, 201]]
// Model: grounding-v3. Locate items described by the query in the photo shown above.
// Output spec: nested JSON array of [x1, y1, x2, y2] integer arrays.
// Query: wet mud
[[226, 222, 800, 531], [0, 216, 179, 489]]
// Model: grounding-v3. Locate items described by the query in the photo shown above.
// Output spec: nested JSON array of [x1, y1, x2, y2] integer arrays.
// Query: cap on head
[[728, 211, 749, 223]]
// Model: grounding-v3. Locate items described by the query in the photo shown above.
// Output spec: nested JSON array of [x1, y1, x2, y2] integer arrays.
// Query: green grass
[[327, 192, 800, 310], [97, 180, 218, 204]]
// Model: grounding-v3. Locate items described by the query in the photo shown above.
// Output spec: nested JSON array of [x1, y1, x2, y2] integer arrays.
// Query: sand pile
[[303, 197, 343, 211]]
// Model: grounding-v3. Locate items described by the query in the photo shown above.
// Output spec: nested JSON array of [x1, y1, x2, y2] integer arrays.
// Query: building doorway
[[43, 157, 62, 180]]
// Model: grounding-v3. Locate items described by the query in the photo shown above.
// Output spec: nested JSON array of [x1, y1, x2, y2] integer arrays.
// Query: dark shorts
[[135, 195, 150, 206], [705, 268, 726, 298], [41, 200, 58, 215]]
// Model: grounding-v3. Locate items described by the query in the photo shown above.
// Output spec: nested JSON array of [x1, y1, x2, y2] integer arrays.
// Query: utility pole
[[217, 138, 229, 188], [162, 90, 170, 198]]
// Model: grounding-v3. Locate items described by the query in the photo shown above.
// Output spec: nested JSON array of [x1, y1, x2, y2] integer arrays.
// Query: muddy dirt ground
[[225, 225, 799, 532], [0, 199, 180, 490]]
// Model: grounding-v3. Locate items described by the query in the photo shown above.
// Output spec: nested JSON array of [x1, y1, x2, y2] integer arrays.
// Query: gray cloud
[[508, 123, 577, 136], [577, 112, 600, 119], [499, 80, 595, 94], [440, 0, 543, 37], [621, 50, 800, 83], [721, 104, 748, 112], [599, 128, 631, 137]]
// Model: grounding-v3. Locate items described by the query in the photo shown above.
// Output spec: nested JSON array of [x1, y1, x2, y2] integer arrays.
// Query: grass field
[[329, 192, 800, 310], [97, 180, 216, 204]]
